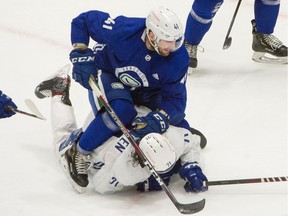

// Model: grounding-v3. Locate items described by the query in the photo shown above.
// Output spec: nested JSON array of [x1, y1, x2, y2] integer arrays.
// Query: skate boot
[[251, 20, 288, 64], [184, 40, 198, 72], [35, 65, 72, 105], [61, 141, 89, 193]]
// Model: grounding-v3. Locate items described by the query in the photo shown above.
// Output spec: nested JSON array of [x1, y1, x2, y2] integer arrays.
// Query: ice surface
[[0, 0, 287, 215]]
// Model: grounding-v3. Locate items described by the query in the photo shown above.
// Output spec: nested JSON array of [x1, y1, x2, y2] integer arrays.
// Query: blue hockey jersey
[[71, 10, 189, 123]]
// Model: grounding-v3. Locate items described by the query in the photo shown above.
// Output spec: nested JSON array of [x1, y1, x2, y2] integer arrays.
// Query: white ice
[[0, 0, 287, 215]]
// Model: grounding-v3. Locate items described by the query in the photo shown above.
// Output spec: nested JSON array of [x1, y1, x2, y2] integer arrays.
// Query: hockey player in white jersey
[[86, 121, 206, 194], [35, 66, 208, 194]]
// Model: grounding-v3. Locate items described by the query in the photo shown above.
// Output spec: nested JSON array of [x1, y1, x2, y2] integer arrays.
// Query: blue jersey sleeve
[[71, 10, 145, 47], [160, 73, 187, 124], [158, 46, 189, 124], [71, 10, 113, 45]]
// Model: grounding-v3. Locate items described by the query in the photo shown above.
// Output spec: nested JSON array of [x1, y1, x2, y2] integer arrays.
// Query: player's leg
[[77, 71, 137, 154], [34, 65, 77, 155], [34, 66, 88, 192], [252, 0, 287, 63], [61, 71, 137, 191], [184, 0, 224, 71]]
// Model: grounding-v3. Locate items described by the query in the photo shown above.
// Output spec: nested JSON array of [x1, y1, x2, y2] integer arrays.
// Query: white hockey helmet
[[139, 132, 176, 173], [146, 6, 184, 53]]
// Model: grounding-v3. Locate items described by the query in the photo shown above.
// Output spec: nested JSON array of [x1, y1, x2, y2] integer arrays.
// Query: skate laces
[[263, 34, 283, 50], [75, 153, 88, 175], [184, 43, 204, 58], [84, 155, 93, 171]]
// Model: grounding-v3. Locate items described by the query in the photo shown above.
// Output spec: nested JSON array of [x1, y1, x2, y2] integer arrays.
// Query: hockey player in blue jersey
[[185, 0, 287, 71], [0, 91, 17, 119], [35, 7, 207, 189], [34, 65, 208, 194]]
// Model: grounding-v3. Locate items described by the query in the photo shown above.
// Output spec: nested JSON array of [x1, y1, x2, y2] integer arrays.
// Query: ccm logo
[[71, 56, 95, 63]]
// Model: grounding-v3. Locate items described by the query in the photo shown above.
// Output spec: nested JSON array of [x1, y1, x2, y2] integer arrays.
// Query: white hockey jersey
[[88, 125, 202, 194]]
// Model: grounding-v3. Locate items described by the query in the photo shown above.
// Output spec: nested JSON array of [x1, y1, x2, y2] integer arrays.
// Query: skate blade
[[43, 64, 71, 81], [187, 67, 193, 75], [252, 52, 288, 64], [59, 155, 86, 194]]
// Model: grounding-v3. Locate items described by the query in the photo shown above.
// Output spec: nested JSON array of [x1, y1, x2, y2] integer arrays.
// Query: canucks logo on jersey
[[115, 66, 149, 88]]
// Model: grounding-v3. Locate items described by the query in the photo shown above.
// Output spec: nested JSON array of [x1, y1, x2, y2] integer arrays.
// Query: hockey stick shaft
[[208, 176, 288, 186], [222, 0, 242, 49], [88, 76, 205, 214], [5, 106, 45, 120], [226, 0, 242, 37]]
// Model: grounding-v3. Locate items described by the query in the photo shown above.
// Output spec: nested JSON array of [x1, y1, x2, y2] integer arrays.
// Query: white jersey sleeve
[[164, 126, 202, 165]]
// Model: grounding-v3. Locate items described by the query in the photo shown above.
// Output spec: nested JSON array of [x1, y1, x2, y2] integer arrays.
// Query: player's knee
[[192, 0, 223, 19], [110, 99, 137, 125]]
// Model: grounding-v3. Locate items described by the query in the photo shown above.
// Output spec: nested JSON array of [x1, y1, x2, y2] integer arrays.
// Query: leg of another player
[[184, 0, 224, 71], [252, 0, 287, 64]]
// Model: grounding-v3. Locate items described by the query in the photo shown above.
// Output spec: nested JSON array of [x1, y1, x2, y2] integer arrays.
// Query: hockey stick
[[208, 176, 288, 186], [5, 103, 46, 120], [222, 0, 242, 50], [24, 99, 46, 120], [88, 76, 205, 215]]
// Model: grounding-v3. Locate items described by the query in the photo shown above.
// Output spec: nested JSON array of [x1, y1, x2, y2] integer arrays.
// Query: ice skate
[[35, 64, 72, 105], [251, 20, 288, 64], [60, 141, 89, 193], [184, 40, 198, 74]]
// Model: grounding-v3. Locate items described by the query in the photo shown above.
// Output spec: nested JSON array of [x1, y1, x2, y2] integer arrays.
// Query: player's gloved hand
[[132, 111, 169, 139], [137, 173, 171, 192], [0, 91, 17, 118], [69, 48, 97, 90], [179, 162, 208, 193]]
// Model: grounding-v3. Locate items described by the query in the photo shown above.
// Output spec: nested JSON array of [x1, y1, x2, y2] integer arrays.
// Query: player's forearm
[[71, 12, 92, 46]]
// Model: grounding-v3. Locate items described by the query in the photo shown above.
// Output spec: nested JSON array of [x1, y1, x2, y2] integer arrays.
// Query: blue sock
[[254, 0, 280, 34], [185, 0, 223, 45]]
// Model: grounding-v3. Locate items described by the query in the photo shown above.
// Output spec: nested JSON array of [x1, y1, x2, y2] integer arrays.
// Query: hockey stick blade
[[222, 0, 242, 50], [24, 99, 47, 120], [223, 37, 232, 50], [176, 199, 206, 214], [88, 76, 205, 214]]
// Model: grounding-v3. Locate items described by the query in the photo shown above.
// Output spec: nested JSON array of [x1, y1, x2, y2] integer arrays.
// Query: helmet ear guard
[[146, 6, 184, 53], [139, 132, 176, 174]]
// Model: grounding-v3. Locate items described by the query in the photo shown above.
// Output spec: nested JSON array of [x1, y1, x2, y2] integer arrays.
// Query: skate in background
[[184, 0, 287, 73]]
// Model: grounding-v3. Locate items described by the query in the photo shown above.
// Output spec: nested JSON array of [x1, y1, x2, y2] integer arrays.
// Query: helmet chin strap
[[146, 30, 160, 54]]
